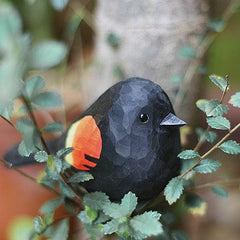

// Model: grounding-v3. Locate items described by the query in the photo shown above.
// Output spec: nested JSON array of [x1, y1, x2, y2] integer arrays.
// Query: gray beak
[[160, 112, 186, 127]]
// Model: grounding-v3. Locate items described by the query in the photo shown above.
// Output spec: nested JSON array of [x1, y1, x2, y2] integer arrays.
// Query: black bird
[[4, 77, 185, 201]]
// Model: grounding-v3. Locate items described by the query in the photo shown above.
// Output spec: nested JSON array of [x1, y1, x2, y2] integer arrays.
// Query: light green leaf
[[40, 197, 64, 214], [85, 206, 98, 223], [178, 150, 200, 160], [67, 172, 93, 183], [164, 177, 184, 205], [205, 131, 218, 143], [33, 216, 44, 234], [41, 121, 63, 133], [29, 41, 67, 69], [229, 92, 240, 108], [102, 219, 119, 235], [205, 99, 228, 117], [84, 223, 103, 239], [211, 185, 228, 198], [52, 219, 69, 240], [77, 211, 90, 224], [129, 211, 162, 237], [0, 102, 14, 121], [83, 192, 110, 211], [22, 76, 45, 100], [171, 230, 189, 240], [219, 140, 240, 154], [196, 99, 208, 112], [34, 151, 48, 163], [207, 116, 230, 130], [209, 74, 228, 92], [194, 159, 221, 173], [32, 92, 62, 108], [50, 0, 69, 11]]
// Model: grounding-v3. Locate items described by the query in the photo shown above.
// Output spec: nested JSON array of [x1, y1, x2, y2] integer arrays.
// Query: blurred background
[[0, 0, 239, 239]]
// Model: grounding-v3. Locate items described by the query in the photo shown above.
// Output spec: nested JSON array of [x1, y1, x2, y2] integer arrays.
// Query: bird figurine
[[4, 77, 185, 201]]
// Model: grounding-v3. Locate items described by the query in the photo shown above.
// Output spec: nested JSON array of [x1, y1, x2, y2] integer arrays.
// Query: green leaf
[[34, 151, 48, 163], [29, 41, 67, 69], [170, 75, 183, 84], [184, 193, 204, 208], [229, 92, 240, 108], [171, 230, 189, 240], [84, 223, 103, 239], [44, 212, 54, 225], [50, 0, 68, 11], [208, 19, 225, 32], [46, 156, 59, 180], [211, 185, 228, 198], [209, 74, 228, 92], [56, 147, 74, 158], [41, 122, 63, 133], [178, 46, 196, 58], [22, 76, 45, 100], [83, 192, 110, 211], [32, 92, 62, 108], [120, 192, 138, 216], [59, 181, 75, 198], [77, 211, 90, 224], [106, 32, 121, 49], [53, 156, 63, 173], [103, 219, 119, 235], [207, 116, 230, 130], [40, 197, 64, 214], [85, 206, 98, 223], [194, 159, 221, 173], [129, 211, 162, 237], [205, 99, 228, 117], [164, 177, 184, 205], [0, 102, 14, 121], [33, 216, 44, 234], [178, 150, 200, 160], [196, 128, 217, 143], [196, 99, 208, 112], [219, 140, 240, 154], [52, 219, 69, 240], [67, 171, 93, 183]]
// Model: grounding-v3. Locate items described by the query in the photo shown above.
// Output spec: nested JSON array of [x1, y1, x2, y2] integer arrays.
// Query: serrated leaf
[[46, 156, 59, 180], [84, 223, 103, 239], [32, 92, 62, 108], [211, 185, 228, 198], [41, 122, 63, 133], [85, 206, 98, 223], [33, 216, 44, 234], [52, 219, 69, 240], [164, 177, 184, 205], [83, 192, 110, 211], [0, 102, 14, 121], [171, 230, 189, 240], [196, 99, 208, 112], [207, 116, 230, 130], [120, 192, 138, 217], [103, 219, 119, 234], [50, 0, 68, 11], [130, 211, 162, 237], [178, 150, 200, 160], [178, 46, 196, 58], [57, 147, 74, 158], [29, 41, 67, 69], [219, 140, 240, 154], [209, 74, 228, 92], [67, 171, 93, 183], [22, 76, 45, 100], [34, 151, 48, 163], [59, 181, 75, 198], [194, 159, 221, 173], [205, 99, 228, 117], [40, 197, 64, 214], [229, 92, 240, 108]]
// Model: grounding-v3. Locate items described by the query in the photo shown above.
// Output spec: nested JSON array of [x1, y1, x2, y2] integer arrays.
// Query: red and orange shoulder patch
[[65, 115, 102, 170]]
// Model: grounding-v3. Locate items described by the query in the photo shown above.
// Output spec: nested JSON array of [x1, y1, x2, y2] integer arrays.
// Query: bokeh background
[[0, 0, 239, 239]]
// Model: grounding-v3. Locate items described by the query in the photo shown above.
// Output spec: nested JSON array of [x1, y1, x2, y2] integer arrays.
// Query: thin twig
[[180, 123, 240, 179]]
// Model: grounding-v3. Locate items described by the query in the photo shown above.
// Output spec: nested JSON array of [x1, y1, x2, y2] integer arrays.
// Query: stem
[[180, 123, 240, 179]]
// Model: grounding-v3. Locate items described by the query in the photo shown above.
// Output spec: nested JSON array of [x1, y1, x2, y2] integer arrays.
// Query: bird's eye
[[139, 113, 149, 123]]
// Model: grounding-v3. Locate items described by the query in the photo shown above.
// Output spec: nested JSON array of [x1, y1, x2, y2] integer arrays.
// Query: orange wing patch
[[65, 115, 102, 170]]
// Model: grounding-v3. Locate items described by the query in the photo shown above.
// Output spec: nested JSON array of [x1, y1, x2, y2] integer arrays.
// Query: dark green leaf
[[50, 0, 69, 11], [164, 177, 184, 205], [205, 99, 228, 117], [56, 147, 74, 158], [178, 46, 196, 58], [59, 181, 75, 198], [219, 140, 240, 154], [40, 197, 64, 214], [184, 193, 204, 208], [34, 151, 48, 163], [229, 92, 240, 108], [178, 150, 200, 160], [22, 76, 45, 100], [52, 219, 69, 240], [129, 211, 162, 236], [207, 116, 230, 130], [83, 192, 110, 211], [29, 41, 67, 69], [54, 156, 63, 173], [32, 92, 62, 109], [194, 159, 221, 173], [67, 171, 93, 183], [209, 74, 228, 92], [33, 216, 44, 234], [41, 122, 63, 133], [171, 230, 189, 240], [63, 198, 76, 214], [103, 219, 119, 235], [211, 185, 228, 198]]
